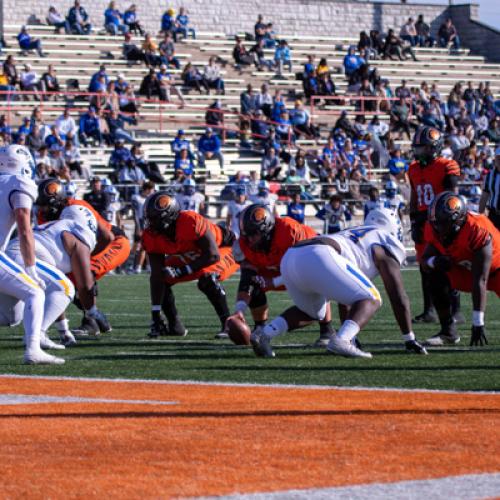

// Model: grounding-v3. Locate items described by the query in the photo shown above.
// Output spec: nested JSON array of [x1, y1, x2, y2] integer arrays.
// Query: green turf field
[[0, 269, 498, 391]]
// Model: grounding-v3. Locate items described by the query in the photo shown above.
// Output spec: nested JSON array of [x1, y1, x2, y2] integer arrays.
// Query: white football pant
[[280, 244, 381, 320]]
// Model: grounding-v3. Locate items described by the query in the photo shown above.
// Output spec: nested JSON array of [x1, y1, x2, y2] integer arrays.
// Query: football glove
[[470, 325, 488, 346], [405, 339, 428, 355], [164, 265, 191, 280], [26, 265, 46, 290]]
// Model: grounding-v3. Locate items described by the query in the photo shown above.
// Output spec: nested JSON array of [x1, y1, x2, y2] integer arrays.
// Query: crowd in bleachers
[[0, 3, 498, 256]]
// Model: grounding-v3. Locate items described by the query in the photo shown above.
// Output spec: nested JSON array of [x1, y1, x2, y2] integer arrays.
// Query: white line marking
[[0, 375, 498, 395], [201, 473, 500, 500], [0, 394, 178, 406]]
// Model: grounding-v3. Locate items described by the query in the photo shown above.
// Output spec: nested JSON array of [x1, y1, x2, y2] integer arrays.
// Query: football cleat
[[71, 317, 101, 337], [425, 332, 460, 346], [168, 319, 188, 337], [59, 330, 77, 347], [327, 336, 372, 359], [313, 331, 334, 348], [95, 313, 112, 333], [40, 333, 65, 350], [148, 319, 169, 338], [250, 327, 275, 358], [24, 349, 65, 365], [412, 310, 438, 324], [405, 339, 428, 355]]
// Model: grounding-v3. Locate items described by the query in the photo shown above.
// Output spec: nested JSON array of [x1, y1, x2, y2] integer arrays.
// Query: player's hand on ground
[[470, 325, 488, 346]]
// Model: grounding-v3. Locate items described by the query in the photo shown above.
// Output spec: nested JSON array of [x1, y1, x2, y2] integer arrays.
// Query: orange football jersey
[[239, 217, 317, 275], [142, 210, 223, 258], [409, 157, 460, 213], [424, 213, 500, 271]]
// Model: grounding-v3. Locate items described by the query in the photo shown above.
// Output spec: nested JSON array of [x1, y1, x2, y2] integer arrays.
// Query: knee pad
[[249, 287, 267, 309], [238, 267, 257, 294]]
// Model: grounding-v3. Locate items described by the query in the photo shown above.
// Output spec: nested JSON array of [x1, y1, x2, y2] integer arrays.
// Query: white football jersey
[[0, 174, 37, 251], [176, 192, 205, 212], [381, 194, 405, 213], [227, 199, 251, 237], [8, 219, 97, 274], [327, 225, 406, 279]]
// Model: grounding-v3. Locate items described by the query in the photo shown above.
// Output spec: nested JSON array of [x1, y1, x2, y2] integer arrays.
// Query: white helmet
[[60, 204, 98, 251], [104, 184, 119, 202], [470, 185, 482, 198], [0, 144, 35, 178], [365, 207, 402, 241], [65, 181, 78, 198]]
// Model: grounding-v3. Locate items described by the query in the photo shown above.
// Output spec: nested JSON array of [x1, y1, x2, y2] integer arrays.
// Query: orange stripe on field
[[0, 377, 499, 498]]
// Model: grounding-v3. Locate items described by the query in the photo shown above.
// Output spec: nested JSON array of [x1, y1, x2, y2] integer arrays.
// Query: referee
[[479, 147, 500, 229]]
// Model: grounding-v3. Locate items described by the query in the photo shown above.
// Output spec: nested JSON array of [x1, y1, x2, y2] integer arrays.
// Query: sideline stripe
[[0, 374, 498, 395], [0, 394, 178, 406], [209, 473, 500, 500]]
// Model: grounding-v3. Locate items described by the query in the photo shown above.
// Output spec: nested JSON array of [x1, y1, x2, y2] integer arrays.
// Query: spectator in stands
[[130, 143, 164, 183], [286, 192, 305, 223], [2, 55, 18, 88], [142, 33, 161, 67], [17, 117, 31, 138], [463, 80, 480, 116], [240, 84, 257, 116], [79, 106, 102, 146], [47, 6, 70, 34], [274, 40, 292, 77], [181, 62, 209, 94], [387, 145, 409, 181], [369, 30, 385, 56], [104, 1, 129, 35], [205, 99, 224, 129], [250, 109, 269, 144], [108, 139, 131, 172], [40, 64, 60, 98], [118, 159, 146, 185], [367, 115, 389, 144], [161, 8, 175, 37], [84, 177, 112, 217], [391, 97, 414, 139], [400, 18, 417, 47], [171, 129, 192, 159], [139, 67, 162, 99], [106, 109, 135, 144], [254, 14, 266, 42], [88, 64, 109, 93], [20, 64, 40, 96], [122, 32, 145, 63], [26, 123, 43, 153], [383, 29, 416, 61], [45, 125, 65, 150], [275, 110, 293, 143], [174, 148, 195, 177], [343, 46, 364, 80], [158, 64, 185, 106], [261, 147, 281, 181], [438, 18, 460, 50], [290, 100, 317, 138], [415, 15, 434, 47], [255, 83, 273, 118], [250, 39, 273, 71], [233, 37, 256, 69], [175, 7, 196, 40], [63, 138, 88, 179], [304, 55, 315, 77], [422, 95, 445, 130], [68, 0, 92, 34], [123, 4, 144, 35], [204, 56, 225, 95], [333, 110, 356, 138], [159, 32, 180, 69], [198, 127, 224, 170], [316, 194, 351, 233], [17, 26, 46, 57], [0, 115, 12, 143]]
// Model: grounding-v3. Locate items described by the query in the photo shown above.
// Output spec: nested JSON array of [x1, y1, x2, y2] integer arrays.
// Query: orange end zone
[[0, 376, 499, 498]]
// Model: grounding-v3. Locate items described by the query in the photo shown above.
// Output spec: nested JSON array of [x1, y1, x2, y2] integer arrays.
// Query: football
[[226, 315, 251, 346]]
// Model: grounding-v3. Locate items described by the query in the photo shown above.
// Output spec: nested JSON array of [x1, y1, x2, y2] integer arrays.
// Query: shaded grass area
[[0, 270, 498, 391]]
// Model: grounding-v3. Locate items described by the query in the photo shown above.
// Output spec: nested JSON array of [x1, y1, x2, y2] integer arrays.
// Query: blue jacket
[[68, 6, 88, 24], [343, 54, 364, 75], [109, 147, 132, 168], [123, 11, 136, 24], [388, 157, 409, 175], [274, 46, 291, 61], [104, 8, 121, 26], [287, 202, 305, 223], [171, 137, 192, 158], [79, 113, 100, 134], [161, 13, 175, 31], [17, 32, 32, 49], [198, 134, 221, 154], [176, 14, 189, 27], [174, 157, 194, 175]]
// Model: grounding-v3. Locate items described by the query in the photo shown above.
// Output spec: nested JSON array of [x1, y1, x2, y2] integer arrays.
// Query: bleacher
[[2, 22, 499, 219]]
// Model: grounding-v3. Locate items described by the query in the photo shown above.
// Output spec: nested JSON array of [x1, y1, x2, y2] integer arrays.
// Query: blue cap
[[178, 129, 185, 135]]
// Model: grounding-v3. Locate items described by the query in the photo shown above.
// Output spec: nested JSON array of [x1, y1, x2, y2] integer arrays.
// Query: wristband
[[151, 305, 161, 312], [472, 310, 484, 327], [426, 257, 436, 269], [234, 300, 248, 313], [272, 276, 284, 288], [184, 264, 193, 275]]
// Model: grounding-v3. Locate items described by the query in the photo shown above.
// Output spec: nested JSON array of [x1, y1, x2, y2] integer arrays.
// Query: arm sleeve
[[10, 191, 33, 210]]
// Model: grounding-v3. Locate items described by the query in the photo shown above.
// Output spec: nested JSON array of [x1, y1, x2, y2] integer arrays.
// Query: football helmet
[[384, 180, 397, 199], [469, 185, 482, 203], [257, 180, 270, 196], [36, 179, 67, 220], [144, 191, 180, 233], [365, 207, 402, 241], [0, 144, 35, 178], [183, 178, 196, 196], [412, 126, 443, 167], [240, 204, 275, 250], [428, 191, 467, 243]]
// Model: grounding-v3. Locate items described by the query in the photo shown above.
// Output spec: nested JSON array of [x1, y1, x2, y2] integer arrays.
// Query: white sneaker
[[24, 349, 65, 365], [59, 330, 77, 347], [40, 334, 65, 350], [250, 327, 275, 358], [327, 336, 372, 359]]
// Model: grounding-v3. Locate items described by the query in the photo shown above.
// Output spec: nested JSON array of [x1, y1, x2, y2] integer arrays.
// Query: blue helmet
[[385, 180, 397, 199], [183, 178, 196, 196]]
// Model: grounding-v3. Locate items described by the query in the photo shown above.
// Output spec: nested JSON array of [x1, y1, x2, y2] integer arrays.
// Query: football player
[[249, 180, 278, 215], [35, 179, 131, 335], [0, 144, 59, 364], [5, 205, 105, 350], [142, 191, 239, 337], [383, 180, 406, 221], [175, 178, 205, 213], [250, 208, 427, 358], [227, 204, 336, 347], [409, 126, 461, 323], [422, 192, 500, 346]]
